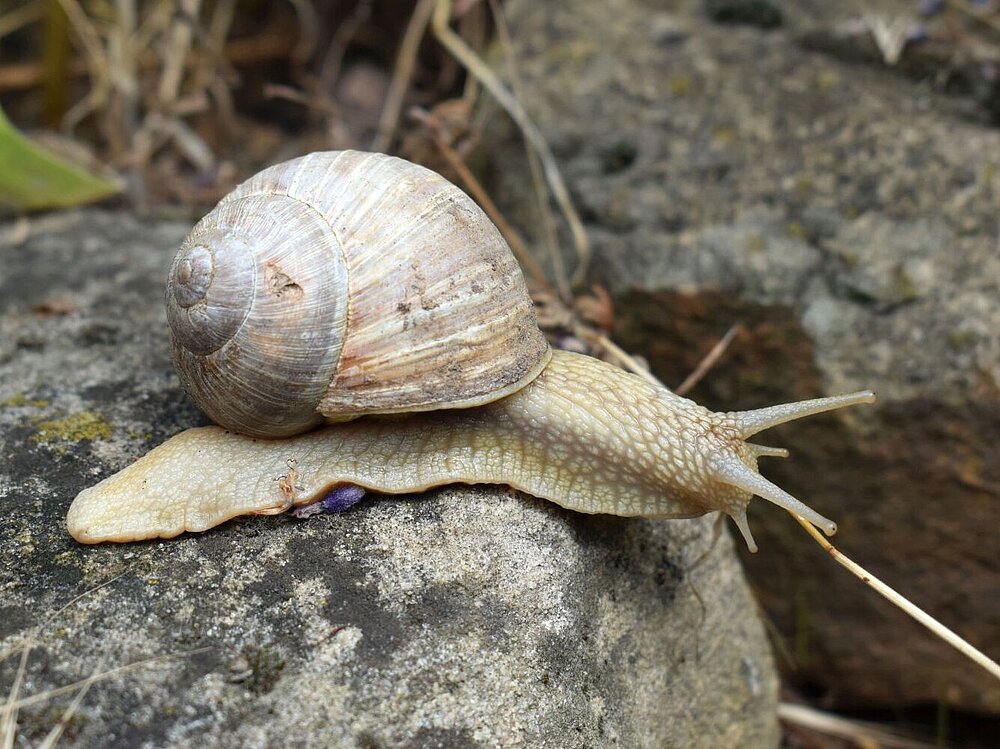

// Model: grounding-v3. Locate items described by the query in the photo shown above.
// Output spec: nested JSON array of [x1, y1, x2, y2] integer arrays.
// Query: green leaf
[[0, 106, 119, 211]]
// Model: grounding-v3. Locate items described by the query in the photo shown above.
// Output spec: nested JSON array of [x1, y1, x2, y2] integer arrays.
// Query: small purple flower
[[291, 484, 367, 518]]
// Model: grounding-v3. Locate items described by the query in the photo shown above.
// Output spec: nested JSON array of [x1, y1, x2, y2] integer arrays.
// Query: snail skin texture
[[66, 151, 875, 551]]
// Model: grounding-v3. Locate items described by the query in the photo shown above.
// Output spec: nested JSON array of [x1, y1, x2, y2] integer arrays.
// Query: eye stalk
[[730, 391, 877, 438], [710, 390, 876, 552]]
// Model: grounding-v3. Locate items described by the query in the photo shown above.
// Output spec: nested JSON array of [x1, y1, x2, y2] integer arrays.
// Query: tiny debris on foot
[[290, 485, 367, 518]]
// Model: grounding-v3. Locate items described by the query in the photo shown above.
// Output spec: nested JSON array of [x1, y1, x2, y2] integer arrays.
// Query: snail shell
[[166, 151, 550, 437]]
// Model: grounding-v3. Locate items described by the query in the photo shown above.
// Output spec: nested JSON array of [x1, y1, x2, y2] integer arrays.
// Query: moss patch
[[33, 411, 113, 450], [1, 393, 50, 408]]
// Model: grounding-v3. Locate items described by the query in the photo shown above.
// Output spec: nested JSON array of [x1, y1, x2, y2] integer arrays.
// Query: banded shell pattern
[[166, 151, 551, 437]]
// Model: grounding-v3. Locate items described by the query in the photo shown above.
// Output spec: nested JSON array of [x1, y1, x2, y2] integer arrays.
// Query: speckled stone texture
[[486, 0, 1000, 713], [0, 212, 778, 747]]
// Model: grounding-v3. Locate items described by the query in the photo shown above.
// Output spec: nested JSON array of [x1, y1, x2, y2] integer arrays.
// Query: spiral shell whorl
[[166, 150, 550, 438], [167, 237, 255, 355], [167, 193, 349, 437]]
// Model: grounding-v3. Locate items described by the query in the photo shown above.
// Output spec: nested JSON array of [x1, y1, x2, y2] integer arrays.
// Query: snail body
[[67, 151, 874, 549]]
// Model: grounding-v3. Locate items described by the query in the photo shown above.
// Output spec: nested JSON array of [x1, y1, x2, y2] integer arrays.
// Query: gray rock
[[0, 212, 778, 747], [487, 0, 1000, 713]]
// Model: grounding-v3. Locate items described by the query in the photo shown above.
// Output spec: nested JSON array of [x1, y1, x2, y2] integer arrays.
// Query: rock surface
[[487, 0, 1000, 714], [0, 212, 778, 747]]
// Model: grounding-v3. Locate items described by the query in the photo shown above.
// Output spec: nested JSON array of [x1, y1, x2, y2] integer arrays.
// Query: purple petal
[[291, 484, 367, 518]]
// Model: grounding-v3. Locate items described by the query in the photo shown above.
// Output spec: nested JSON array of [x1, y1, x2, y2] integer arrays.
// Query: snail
[[66, 150, 875, 550]]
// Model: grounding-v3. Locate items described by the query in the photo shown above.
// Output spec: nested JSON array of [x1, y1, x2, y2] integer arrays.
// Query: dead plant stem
[[372, 0, 435, 153], [793, 514, 1000, 681], [431, 0, 591, 287], [675, 323, 742, 396], [487, 0, 570, 301]]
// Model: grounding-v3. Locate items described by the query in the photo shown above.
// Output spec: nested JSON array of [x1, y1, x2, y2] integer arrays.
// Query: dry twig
[[431, 0, 592, 287], [675, 323, 742, 396], [372, 0, 436, 153], [487, 0, 570, 301], [779, 702, 936, 749], [792, 515, 1000, 682]]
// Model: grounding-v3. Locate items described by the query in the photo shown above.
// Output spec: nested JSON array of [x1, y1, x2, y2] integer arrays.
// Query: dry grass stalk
[[32, 655, 107, 749], [1, 573, 125, 747], [779, 702, 936, 749], [21, 0, 249, 174], [0, 649, 212, 714], [0, 640, 29, 749], [199, 0, 237, 81], [303, 0, 374, 146], [264, 83, 335, 114], [285, 0, 318, 67], [675, 323, 742, 396], [57, 0, 111, 132], [431, 0, 592, 288], [319, 0, 372, 87], [0, 2, 43, 40], [372, 0, 435, 153], [573, 328, 662, 387], [0, 22, 302, 94], [947, 0, 1000, 38], [319, 0, 372, 91], [158, 0, 202, 105], [793, 514, 1000, 682], [487, 0, 570, 302], [0, 573, 210, 745]]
